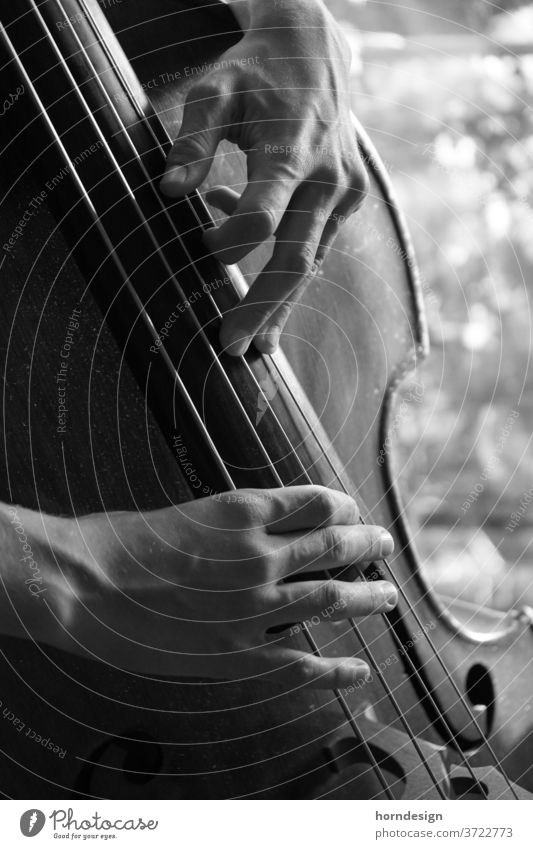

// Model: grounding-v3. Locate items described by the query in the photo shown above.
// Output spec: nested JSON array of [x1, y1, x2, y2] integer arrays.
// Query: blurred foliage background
[[336, 0, 533, 611]]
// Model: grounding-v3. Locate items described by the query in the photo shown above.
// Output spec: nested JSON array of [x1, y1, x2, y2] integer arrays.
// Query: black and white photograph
[[1, 0, 533, 840]]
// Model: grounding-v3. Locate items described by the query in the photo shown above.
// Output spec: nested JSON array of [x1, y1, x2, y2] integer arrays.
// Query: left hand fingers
[[203, 151, 299, 265], [205, 185, 240, 219], [218, 183, 337, 355]]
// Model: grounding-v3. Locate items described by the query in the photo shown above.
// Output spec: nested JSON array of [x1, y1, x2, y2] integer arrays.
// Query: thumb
[[160, 83, 228, 197]]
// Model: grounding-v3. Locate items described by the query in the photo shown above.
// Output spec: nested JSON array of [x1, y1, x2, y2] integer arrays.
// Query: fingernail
[[381, 582, 398, 609], [223, 328, 251, 356], [378, 531, 394, 558]]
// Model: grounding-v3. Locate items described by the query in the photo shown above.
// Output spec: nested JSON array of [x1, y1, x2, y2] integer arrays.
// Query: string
[[8, 7, 396, 799]]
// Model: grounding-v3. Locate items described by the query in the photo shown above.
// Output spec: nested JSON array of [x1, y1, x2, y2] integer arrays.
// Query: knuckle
[[274, 152, 306, 178], [172, 128, 214, 160], [270, 488, 291, 519], [314, 487, 337, 524], [250, 563, 270, 591], [291, 535, 317, 572], [330, 661, 359, 690], [171, 134, 204, 157], [328, 665, 344, 690], [332, 26, 352, 66], [267, 301, 293, 332]]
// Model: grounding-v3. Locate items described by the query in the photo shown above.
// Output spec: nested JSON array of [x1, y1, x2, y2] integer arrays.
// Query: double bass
[[1, 0, 532, 799]]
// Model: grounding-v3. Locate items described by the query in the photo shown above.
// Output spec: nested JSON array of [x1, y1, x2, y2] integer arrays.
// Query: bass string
[[68, 0, 455, 799], [17, 4, 396, 800]]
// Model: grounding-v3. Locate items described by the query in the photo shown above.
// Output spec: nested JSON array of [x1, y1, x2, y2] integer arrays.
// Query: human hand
[[160, 0, 368, 356]]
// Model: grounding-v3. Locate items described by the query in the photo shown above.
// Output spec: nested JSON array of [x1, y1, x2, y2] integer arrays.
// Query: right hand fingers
[[267, 579, 398, 627]]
